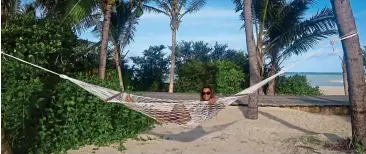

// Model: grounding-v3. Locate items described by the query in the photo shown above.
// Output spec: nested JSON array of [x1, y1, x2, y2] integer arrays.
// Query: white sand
[[319, 86, 345, 95], [68, 106, 351, 154]]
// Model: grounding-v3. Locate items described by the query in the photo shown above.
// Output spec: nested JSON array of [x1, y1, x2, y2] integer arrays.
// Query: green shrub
[[276, 75, 322, 96], [175, 59, 216, 92], [215, 60, 245, 94], [176, 60, 247, 94], [1, 15, 155, 154], [36, 73, 156, 154]]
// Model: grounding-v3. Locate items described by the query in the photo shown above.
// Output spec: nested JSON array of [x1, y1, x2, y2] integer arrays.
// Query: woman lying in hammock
[[125, 86, 218, 104], [200, 86, 218, 104], [123, 86, 219, 125]]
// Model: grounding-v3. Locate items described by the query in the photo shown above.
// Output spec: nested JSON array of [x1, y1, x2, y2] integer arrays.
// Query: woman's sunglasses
[[201, 92, 211, 95]]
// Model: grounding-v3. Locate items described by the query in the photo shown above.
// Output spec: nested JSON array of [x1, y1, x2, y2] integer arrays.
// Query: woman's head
[[200, 86, 215, 101]]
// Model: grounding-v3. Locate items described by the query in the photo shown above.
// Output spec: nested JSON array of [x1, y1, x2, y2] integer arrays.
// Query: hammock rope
[[0, 31, 357, 127]]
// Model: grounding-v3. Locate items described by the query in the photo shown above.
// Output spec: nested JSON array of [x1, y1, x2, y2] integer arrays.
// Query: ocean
[[284, 72, 345, 87]]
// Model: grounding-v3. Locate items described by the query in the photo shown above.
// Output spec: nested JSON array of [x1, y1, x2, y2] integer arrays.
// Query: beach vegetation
[[276, 75, 322, 96]]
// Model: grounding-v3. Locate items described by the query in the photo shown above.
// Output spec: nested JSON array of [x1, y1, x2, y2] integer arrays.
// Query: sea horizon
[[284, 72, 346, 87]]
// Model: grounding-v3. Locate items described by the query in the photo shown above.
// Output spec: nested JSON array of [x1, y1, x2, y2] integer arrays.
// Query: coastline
[[319, 86, 345, 95]]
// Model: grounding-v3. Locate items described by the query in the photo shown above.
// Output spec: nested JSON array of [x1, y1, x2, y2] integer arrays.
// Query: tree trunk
[[168, 27, 177, 93], [99, 1, 113, 80], [1, 0, 7, 24], [113, 41, 125, 91], [266, 51, 279, 96], [342, 60, 349, 96], [258, 56, 265, 95], [243, 0, 259, 120], [266, 67, 277, 96], [331, 0, 366, 146], [1, 128, 12, 154], [256, 0, 269, 96]]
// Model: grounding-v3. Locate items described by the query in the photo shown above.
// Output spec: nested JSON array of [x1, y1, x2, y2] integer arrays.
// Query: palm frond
[[6, 0, 21, 15], [279, 29, 338, 61], [232, 0, 242, 12], [141, 4, 169, 16], [36, 0, 101, 35], [180, 0, 206, 18], [119, 10, 140, 50], [73, 11, 102, 35], [16, 3, 36, 16], [153, 0, 172, 15], [266, 7, 337, 52], [178, 0, 188, 13], [64, 0, 100, 34]]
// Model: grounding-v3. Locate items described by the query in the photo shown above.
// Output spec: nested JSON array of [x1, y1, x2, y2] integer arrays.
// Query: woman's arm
[[208, 97, 218, 104], [126, 94, 135, 102]]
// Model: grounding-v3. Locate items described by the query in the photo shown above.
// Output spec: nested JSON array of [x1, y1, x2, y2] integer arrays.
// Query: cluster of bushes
[[276, 75, 322, 96], [1, 15, 156, 154], [176, 59, 246, 95]]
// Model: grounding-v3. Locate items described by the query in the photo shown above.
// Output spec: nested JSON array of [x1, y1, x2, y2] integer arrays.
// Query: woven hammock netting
[[62, 71, 282, 127]]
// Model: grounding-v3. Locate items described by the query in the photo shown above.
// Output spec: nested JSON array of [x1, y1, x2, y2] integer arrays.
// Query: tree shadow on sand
[[238, 106, 344, 142], [148, 120, 238, 142]]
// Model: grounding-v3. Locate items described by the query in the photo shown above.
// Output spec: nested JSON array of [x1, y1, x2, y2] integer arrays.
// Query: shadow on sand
[[148, 120, 238, 142], [238, 106, 344, 142]]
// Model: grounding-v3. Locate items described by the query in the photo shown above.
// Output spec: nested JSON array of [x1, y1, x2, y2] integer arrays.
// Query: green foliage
[[176, 59, 216, 92], [176, 60, 246, 94], [1, 15, 155, 154], [215, 61, 245, 94], [130, 45, 169, 91], [355, 143, 365, 154], [35, 73, 156, 154], [276, 75, 322, 96], [174, 40, 249, 94]]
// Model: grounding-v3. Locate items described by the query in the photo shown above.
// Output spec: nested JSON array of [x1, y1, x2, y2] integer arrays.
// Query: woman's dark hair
[[200, 86, 215, 101]]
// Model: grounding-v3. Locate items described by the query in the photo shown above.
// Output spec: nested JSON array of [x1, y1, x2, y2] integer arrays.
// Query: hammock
[[0, 50, 320, 127], [0, 32, 357, 127]]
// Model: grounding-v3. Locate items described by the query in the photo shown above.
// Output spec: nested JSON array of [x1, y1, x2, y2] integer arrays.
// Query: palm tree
[[35, 0, 112, 79], [234, 0, 338, 96], [92, 0, 142, 90], [99, 0, 116, 80], [263, 2, 338, 95], [234, 0, 260, 119], [331, 0, 366, 147], [143, 0, 207, 93], [234, 0, 275, 95]]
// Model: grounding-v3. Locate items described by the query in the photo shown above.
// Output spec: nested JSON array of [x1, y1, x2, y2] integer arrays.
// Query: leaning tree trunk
[[243, 0, 260, 120], [99, 1, 113, 80], [1, 128, 12, 154], [266, 50, 279, 96], [331, 0, 366, 146], [341, 60, 349, 96], [113, 41, 125, 91], [168, 27, 177, 93], [258, 55, 265, 95]]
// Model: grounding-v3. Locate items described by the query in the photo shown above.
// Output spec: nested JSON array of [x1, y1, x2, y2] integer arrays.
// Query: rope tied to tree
[[330, 30, 358, 61]]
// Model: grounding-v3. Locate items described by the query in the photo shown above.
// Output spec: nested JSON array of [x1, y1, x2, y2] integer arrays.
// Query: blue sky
[[79, 0, 366, 73]]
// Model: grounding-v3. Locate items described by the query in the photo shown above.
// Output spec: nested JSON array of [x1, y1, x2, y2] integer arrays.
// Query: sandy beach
[[319, 86, 345, 95], [68, 86, 351, 154]]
